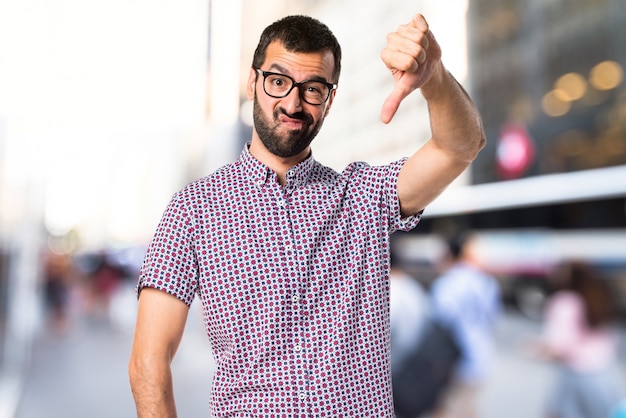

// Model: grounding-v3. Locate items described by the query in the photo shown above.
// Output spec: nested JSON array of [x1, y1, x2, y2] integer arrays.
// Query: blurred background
[[0, 0, 625, 417]]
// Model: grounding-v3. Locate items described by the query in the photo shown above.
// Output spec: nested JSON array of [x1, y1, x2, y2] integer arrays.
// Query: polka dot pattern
[[138, 144, 421, 417]]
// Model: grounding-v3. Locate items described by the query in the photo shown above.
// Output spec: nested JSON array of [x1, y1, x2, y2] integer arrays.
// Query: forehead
[[261, 41, 335, 80]]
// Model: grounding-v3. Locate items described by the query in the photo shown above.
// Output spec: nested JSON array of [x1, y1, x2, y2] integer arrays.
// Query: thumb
[[380, 85, 409, 124]]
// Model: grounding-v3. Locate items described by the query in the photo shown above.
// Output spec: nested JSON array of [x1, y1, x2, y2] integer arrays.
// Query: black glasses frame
[[255, 68, 337, 105]]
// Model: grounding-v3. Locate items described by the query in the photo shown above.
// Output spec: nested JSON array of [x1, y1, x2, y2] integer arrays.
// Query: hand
[[380, 14, 442, 124]]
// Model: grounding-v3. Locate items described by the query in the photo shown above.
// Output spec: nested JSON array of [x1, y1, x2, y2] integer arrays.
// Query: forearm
[[421, 62, 486, 164], [396, 63, 487, 215], [129, 358, 178, 417], [129, 288, 188, 417]]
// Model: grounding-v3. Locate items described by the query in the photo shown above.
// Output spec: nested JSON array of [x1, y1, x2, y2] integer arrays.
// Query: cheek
[[315, 106, 329, 122], [254, 98, 280, 126]]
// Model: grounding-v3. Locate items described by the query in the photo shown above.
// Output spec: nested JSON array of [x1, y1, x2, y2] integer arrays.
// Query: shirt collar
[[240, 143, 271, 187], [239, 142, 316, 188]]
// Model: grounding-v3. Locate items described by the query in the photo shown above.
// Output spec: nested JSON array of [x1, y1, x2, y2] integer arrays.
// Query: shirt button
[[277, 198, 285, 207], [294, 344, 302, 352], [256, 180, 263, 187], [291, 294, 300, 303], [298, 392, 307, 400], [286, 244, 293, 253]]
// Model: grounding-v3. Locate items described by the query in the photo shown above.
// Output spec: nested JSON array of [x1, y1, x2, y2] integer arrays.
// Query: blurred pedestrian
[[391, 237, 461, 418], [129, 12, 486, 417], [429, 232, 501, 418], [533, 261, 625, 418], [42, 246, 72, 334], [389, 237, 430, 374], [88, 251, 124, 320]]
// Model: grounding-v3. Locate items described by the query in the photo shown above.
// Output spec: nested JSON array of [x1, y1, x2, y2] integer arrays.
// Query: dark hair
[[559, 261, 617, 328], [252, 15, 342, 83], [445, 232, 472, 261]]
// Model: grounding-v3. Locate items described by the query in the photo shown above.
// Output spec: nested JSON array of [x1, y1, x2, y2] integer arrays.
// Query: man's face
[[248, 41, 336, 159]]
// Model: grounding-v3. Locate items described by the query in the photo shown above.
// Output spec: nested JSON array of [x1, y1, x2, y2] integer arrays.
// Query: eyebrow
[[267, 63, 330, 84]]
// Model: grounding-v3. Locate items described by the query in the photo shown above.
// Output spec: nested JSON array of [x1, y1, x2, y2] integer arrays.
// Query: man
[[129, 13, 485, 417]]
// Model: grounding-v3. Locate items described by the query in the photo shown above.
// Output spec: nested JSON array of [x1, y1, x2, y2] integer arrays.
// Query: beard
[[252, 94, 324, 158]]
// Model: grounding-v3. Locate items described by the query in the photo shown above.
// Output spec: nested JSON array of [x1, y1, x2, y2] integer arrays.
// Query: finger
[[381, 45, 419, 73], [410, 14, 429, 32], [418, 32, 429, 63], [387, 28, 429, 69], [396, 24, 429, 48], [380, 84, 408, 124], [416, 48, 427, 66]]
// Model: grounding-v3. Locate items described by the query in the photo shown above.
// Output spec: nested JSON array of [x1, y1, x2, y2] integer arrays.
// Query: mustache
[[276, 108, 313, 124]]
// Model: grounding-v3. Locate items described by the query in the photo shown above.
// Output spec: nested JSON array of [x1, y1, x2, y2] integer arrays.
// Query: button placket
[[277, 174, 311, 409], [276, 190, 304, 406], [291, 290, 303, 355]]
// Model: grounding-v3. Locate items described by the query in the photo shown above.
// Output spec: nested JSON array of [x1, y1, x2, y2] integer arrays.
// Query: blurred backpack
[[392, 318, 461, 417]]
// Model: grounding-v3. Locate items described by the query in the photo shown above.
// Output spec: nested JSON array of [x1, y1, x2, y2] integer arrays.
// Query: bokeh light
[[590, 60, 624, 91]]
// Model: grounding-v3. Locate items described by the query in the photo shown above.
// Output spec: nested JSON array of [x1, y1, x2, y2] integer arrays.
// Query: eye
[[268, 74, 289, 89], [305, 84, 324, 95]]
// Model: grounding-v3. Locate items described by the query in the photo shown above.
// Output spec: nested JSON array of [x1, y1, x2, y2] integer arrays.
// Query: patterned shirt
[[138, 144, 421, 417]]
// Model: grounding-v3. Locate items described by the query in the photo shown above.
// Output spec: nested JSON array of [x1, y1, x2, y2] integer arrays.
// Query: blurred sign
[[496, 123, 535, 180]]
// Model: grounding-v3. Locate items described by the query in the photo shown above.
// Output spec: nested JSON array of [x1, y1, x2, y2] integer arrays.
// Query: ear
[[247, 68, 258, 100]]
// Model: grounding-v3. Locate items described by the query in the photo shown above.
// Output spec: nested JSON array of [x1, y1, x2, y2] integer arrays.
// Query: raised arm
[[129, 288, 189, 417], [380, 14, 486, 216]]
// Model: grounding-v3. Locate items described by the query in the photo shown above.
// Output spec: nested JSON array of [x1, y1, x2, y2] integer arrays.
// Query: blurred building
[[471, 0, 625, 182], [425, 0, 626, 227], [0, 3, 211, 416]]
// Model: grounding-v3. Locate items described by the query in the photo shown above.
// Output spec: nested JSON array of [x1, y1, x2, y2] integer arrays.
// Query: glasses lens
[[264, 73, 292, 97], [301, 81, 329, 105]]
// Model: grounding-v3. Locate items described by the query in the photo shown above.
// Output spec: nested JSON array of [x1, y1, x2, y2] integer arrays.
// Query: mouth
[[277, 110, 311, 131], [279, 117, 306, 130], [280, 120, 305, 131]]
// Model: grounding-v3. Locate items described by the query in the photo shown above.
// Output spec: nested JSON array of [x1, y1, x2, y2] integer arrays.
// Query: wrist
[[420, 61, 449, 101]]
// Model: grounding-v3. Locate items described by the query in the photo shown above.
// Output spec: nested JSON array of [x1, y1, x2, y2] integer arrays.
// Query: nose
[[281, 84, 303, 113]]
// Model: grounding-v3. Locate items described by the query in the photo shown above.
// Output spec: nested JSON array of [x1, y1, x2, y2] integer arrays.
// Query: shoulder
[[340, 159, 407, 175], [330, 159, 407, 189], [173, 159, 245, 199]]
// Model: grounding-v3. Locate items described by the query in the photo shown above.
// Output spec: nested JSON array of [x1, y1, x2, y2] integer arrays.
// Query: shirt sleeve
[[384, 158, 422, 233], [136, 190, 199, 306]]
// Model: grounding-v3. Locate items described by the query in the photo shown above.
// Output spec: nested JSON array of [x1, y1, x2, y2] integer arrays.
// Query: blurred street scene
[[13, 284, 215, 418], [1, 0, 625, 417], [10, 293, 626, 418]]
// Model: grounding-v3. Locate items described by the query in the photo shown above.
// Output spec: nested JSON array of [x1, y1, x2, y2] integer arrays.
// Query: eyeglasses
[[255, 68, 337, 105]]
